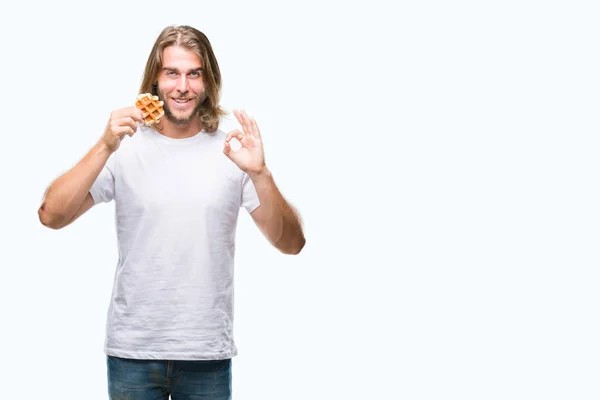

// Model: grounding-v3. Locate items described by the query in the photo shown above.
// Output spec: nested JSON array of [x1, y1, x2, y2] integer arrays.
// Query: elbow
[[38, 204, 67, 230], [284, 236, 306, 255]]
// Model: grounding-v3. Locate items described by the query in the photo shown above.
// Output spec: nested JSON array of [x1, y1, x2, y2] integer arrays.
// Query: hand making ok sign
[[224, 109, 266, 175]]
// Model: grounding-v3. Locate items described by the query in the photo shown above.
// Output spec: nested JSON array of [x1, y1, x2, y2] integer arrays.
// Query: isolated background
[[1, 0, 599, 399]]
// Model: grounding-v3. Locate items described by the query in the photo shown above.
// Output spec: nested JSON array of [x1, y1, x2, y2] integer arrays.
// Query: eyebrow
[[162, 67, 203, 73]]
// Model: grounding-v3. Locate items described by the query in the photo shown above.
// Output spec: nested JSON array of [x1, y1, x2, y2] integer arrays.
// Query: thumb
[[223, 139, 233, 157]]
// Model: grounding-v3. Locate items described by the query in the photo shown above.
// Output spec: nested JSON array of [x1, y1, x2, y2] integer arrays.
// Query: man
[[38, 25, 305, 399]]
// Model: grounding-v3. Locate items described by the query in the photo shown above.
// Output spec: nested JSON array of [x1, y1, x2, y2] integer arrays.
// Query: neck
[[156, 116, 204, 139]]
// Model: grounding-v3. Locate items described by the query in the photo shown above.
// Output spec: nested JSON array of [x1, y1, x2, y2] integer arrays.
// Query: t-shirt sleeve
[[89, 153, 116, 204], [241, 172, 261, 213]]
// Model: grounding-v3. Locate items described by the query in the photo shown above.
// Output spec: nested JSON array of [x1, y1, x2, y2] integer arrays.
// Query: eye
[[166, 71, 177, 77], [189, 71, 201, 78]]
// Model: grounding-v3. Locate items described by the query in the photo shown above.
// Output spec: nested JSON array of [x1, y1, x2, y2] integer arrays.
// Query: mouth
[[170, 97, 194, 109]]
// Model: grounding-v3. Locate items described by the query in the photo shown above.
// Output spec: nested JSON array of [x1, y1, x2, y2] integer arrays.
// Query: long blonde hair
[[139, 25, 226, 133]]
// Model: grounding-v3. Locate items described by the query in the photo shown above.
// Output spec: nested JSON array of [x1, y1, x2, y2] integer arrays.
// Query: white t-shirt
[[90, 125, 260, 360]]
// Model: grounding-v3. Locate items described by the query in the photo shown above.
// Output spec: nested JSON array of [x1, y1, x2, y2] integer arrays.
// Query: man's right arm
[[38, 142, 112, 230], [38, 106, 144, 230]]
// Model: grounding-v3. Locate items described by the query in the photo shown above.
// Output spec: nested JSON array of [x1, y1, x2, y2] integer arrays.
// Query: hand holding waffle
[[101, 106, 145, 153]]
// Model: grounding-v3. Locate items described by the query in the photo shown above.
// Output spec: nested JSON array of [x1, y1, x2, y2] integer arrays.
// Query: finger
[[240, 110, 255, 137], [223, 139, 232, 156], [241, 110, 254, 136], [233, 108, 243, 125], [112, 106, 145, 123], [250, 116, 261, 139], [127, 106, 145, 123], [133, 107, 145, 123], [234, 109, 251, 136], [114, 117, 138, 132], [225, 129, 245, 143], [113, 126, 135, 138]]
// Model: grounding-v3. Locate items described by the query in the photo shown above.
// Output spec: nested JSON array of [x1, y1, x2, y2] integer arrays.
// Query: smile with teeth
[[173, 98, 191, 104]]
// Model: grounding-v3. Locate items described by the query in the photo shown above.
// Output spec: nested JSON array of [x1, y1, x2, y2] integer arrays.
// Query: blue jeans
[[107, 355, 232, 400]]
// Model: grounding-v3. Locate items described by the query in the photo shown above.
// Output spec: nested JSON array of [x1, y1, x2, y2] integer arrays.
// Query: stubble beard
[[159, 91, 207, 125]]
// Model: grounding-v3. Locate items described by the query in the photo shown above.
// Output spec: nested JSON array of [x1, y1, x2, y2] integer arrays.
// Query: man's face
[[156, 46, 206, 125]]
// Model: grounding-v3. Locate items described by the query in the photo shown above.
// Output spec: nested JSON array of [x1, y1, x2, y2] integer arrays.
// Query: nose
[[177, 75, 188, 93]]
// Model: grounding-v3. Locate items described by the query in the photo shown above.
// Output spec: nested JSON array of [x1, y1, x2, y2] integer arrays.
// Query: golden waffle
[[135, 93, 164, 126]]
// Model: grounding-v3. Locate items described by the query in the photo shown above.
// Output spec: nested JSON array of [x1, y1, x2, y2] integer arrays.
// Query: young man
[[38, 25, 305, 399]]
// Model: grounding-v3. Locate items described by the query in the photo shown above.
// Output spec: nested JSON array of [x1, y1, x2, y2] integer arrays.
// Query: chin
[[175, 112, 194, 121], [163, 107, 193, 125], [167, 115, 194, 125]]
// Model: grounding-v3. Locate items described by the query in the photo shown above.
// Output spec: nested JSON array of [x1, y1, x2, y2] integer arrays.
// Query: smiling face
[[156, 45, 206, 125]]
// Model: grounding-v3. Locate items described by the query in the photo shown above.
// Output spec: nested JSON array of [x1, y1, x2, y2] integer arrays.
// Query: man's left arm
[[248, 168, 305, 255], [223, 109, 305, 255]]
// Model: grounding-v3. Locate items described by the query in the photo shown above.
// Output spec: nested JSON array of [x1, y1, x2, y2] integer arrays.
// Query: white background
[[1, 0, 599, 399]]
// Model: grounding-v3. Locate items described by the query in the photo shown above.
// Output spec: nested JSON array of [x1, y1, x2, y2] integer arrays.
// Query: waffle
[[135, 93, 164, 126]]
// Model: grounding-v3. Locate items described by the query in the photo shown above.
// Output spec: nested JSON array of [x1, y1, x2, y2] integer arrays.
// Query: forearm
[[39, 140, 112, 228], [249, 168, 306, 254]]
